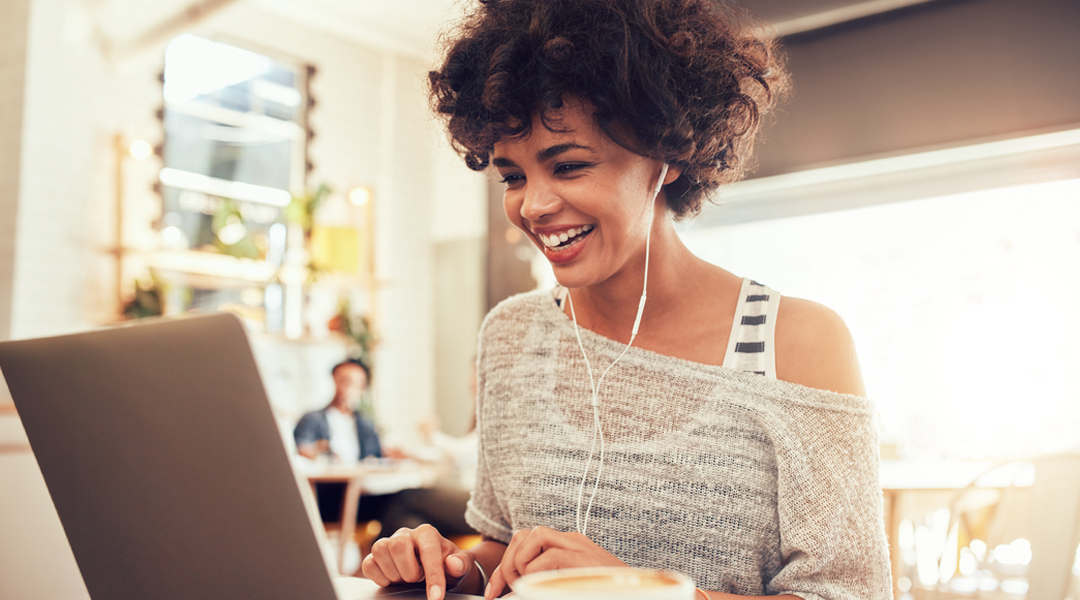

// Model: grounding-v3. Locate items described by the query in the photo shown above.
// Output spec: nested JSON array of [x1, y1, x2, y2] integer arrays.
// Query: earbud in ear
[[653, 164, 669, 196]]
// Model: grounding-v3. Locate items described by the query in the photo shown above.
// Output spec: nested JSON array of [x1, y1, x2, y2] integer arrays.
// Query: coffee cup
[[513, 566, 696, 600]]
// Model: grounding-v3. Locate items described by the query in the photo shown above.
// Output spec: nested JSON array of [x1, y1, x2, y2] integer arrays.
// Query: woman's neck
[[566, 220, 704, 343]]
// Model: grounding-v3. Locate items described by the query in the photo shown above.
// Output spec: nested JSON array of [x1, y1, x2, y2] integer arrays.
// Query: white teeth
[[538, 224, 594, 249]]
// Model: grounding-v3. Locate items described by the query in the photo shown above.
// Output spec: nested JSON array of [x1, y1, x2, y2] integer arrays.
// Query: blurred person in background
[[294, 358, 390, 524], [294, 358, 381, 463]]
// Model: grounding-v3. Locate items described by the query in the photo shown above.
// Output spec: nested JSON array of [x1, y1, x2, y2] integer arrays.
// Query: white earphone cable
[[571, 164, 668, 537]]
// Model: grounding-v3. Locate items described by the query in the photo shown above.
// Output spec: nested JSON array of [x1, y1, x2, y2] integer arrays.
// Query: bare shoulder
[[774, 296, 866, 396]]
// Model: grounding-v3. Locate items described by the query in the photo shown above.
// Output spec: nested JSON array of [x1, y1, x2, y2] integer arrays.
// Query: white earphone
[[568, 163, 668, 536]]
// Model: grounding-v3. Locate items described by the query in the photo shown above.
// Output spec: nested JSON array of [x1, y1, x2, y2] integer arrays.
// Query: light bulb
[[129, 140, 154, 160]]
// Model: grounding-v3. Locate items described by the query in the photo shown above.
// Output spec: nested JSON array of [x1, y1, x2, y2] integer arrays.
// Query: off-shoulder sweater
[[465, 289, 892, 600]]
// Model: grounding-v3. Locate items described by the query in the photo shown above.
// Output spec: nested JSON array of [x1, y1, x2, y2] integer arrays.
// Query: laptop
[[0, 312, 479, 600]]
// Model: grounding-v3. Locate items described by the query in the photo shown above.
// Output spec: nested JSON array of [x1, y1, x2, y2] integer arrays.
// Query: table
[[334, 577, 483, 599], [307, 460, 444, 574]]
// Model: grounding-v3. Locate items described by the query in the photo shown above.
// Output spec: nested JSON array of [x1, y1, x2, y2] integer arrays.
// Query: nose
[[519, 178, 562, 222]]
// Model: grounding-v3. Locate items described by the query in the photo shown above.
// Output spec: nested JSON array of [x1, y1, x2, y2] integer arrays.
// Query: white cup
[[513, 566, 696, 600]]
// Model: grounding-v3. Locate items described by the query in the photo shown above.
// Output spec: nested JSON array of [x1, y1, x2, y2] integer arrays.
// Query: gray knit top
[[465, 290, 892, 599]]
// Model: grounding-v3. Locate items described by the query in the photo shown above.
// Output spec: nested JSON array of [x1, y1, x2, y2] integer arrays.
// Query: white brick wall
[[373, 54, 438, 443], [10, 0, 107, 340], [0, 0, 30, 344]]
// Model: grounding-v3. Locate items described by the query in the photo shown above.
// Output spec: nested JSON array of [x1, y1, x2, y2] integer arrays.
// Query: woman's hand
[[485, 526, 627, 599], [361, 524, 472, 600]]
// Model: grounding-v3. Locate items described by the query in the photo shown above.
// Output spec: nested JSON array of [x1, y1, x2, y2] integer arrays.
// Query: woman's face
[[493, 102, 673, 290]]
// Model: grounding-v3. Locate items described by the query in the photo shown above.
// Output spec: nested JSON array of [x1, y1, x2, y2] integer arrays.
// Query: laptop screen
[[0, 313, 340, 600]]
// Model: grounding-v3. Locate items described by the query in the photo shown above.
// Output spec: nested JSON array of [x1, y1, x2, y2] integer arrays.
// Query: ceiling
[[92, 0, 920, 59], [740, 0, 883, 23]]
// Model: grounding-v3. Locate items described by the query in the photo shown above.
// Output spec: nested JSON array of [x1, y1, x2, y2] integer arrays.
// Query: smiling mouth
[[537, 225, 594, 251]]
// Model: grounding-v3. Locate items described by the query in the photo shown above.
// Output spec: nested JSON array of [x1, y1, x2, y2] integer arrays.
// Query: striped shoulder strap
[[722, 278, 781, 378]]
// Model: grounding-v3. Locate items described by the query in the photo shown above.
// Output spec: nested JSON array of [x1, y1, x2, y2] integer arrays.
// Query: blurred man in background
[[294, 358, 385, 524], [294, 358, 381, 463]]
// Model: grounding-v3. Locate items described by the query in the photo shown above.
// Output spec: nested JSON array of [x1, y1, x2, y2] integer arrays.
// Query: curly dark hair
[[429, 0, 790, 218]]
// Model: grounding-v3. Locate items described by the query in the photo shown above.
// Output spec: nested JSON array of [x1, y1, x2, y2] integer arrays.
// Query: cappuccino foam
[[515, 567, 694, 600]]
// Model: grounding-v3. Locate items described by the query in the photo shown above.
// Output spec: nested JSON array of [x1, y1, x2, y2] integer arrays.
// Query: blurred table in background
[[306, 460, 445, 574]]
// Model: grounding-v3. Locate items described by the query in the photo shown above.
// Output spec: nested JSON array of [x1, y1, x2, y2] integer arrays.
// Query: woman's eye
[[500, 173, 524, 185], [555, 163, 588, 174]]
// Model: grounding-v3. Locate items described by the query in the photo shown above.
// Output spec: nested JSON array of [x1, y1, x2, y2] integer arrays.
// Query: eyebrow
[[492, 142, 596, 168]]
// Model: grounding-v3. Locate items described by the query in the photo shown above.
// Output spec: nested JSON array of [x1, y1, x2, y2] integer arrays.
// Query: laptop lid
[[0, 313, 343, 600]]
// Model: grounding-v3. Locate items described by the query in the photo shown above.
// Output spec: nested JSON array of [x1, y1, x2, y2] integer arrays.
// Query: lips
[[537, 224, 594, 249], [531, 224, 595, 265]]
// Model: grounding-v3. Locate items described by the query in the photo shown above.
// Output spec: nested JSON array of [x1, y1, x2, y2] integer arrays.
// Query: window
[[679, 177, 1080, 459], [156, 34, 308, 323]]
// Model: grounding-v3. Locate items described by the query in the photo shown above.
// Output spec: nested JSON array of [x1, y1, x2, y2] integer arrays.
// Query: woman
[[362, 0, 891, 599]]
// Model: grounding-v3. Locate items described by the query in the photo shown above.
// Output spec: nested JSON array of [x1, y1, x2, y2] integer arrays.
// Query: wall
[[430, 132, 487, 437], [485, 176, 539, 313], [433, 237, 484, 436], [9, 0, 115, 341], [0, 0, 30, 348]]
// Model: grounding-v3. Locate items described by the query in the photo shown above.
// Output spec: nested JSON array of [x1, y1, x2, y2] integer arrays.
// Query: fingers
[[506, 526, 564, 585], [484, 564, 504, 600], [366, 537, 402, 584], [519, 548, 568, 575], [498, 529, 529, 589], [485, 550, 562, 600], [364, 524, 461, 600], [511, 526, 556, 577], [387, 530, 424, 583], [361, 553, 390, 587], [485, 526, 617, 598], [487, 528, 529, 598], [415, 524, 451, 600], [444, 549, 470, 579]]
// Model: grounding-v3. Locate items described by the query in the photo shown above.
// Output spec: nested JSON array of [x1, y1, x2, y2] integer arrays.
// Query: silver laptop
[[0, 312, 478, 600]]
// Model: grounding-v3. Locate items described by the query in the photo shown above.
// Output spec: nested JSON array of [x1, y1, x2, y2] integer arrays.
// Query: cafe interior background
[[0, 0, 1077, 598]]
